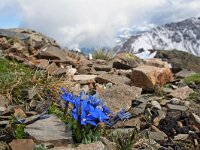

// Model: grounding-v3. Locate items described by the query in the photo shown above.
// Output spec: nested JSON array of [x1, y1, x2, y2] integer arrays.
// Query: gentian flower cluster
[[61, 88, 113, 126]]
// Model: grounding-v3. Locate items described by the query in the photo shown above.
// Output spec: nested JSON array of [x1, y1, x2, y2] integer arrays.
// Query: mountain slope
[[114, 17, 200, 56]]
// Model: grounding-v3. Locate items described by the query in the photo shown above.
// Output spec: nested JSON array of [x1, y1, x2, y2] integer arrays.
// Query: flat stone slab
[[25, 114, 72, 146], [73, 75, 97, 81], [93, 63, 112, 72], [167, 104, 188, 111], [175, 69, 196, 78], [99, 84, 142, 114]]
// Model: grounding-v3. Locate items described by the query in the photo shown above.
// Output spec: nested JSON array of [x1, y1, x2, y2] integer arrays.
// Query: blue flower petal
[[72, 108, 78, 120]]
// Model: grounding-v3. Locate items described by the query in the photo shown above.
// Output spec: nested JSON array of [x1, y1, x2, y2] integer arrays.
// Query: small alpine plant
[[61, 88, 113, 143]]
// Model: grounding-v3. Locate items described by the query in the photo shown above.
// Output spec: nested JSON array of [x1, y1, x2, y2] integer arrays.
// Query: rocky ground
[[1, 29, 200, 150]]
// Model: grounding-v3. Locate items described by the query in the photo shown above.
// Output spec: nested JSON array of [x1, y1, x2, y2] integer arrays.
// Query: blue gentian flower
[[61, 88, 113, 126]]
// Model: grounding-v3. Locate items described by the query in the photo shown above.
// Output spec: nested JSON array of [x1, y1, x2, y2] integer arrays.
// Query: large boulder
[[132, 59, 173, 90]]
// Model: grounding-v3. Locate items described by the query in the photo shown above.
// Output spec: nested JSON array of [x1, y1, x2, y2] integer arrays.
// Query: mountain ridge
[[114, 17, 200, 56]]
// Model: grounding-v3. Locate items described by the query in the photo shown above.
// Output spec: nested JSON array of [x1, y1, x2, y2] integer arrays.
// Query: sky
[[1, 0, 200, 48]]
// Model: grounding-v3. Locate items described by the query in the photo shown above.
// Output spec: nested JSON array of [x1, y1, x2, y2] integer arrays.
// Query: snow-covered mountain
[[114, 17, 200, 56]]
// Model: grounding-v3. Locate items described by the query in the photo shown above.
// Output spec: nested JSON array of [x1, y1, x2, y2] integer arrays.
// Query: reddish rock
[[14, 108, 27, 118], [132, 59, 173, 90], [9, 139, 36, 150], [32, 59, 49, 70]]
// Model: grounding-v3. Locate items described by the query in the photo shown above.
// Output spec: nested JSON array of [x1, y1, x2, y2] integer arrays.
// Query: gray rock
[[93, 63, 112, 72], [101, 137, 116, 150], [113, 117, 140, 130], [111, 128, 136, 136], [175, 69, 196, 78], [47, 63, 67, 76], [75, 141, 105, 150], [183, 101, 190, 107], [149, 131, 168, 141], [25, 115, 72, 146], [162, 87, 173, 94], [151, 100, 162, 110], [65, 66, 77, 76], [169, 86, 194, 100], [36, 45, 67, 61], [167, 104, 188, 111], [129, 97, 147, 117], [152, 49, 200, 72], [192, 113, 200, 125], [95, 73, 131, 85], [99, 84, 142, 114], [0, 120, 9, 126], [0, 29, 29, 40], [21, 87, 38, 100], [174, 134, 189, 141], [35, 100, 52, 114]]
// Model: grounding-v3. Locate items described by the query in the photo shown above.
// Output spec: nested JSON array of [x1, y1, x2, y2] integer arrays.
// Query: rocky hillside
[[114, 17, 200, 56], [1, 28, 200, 149]]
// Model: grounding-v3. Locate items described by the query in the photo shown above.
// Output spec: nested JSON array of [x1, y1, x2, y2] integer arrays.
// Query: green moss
[[0, 57, 58, 104], [125, 53, 139, 61], [184, 73, 200, 85], [0, 57, 33, 94], [48, 102, 69, 122], [187, 92, 197, 101]]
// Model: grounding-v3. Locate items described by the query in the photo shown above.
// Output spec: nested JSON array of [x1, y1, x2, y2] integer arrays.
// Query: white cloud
[[1, 0, 200, 48]]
